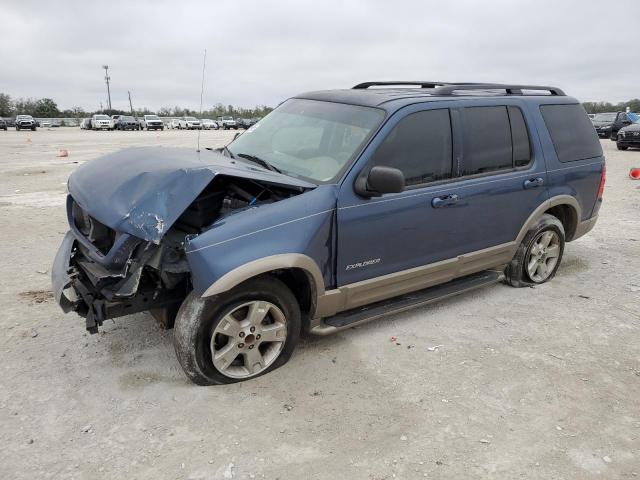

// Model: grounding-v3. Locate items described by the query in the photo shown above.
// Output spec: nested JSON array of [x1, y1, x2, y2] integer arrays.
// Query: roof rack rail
[[432, 83, 565, 96], [352, 81, 565, 96], [352, 81, 482, 89]]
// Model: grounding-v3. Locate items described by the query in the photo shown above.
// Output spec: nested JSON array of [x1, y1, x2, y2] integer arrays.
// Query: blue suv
[[52, 81, 605, 384]]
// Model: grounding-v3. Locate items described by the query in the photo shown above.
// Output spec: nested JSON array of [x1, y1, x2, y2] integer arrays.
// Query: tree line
[[0, 93, 273, 119], [581, 99, 640, 114], [2, 91, 639, 118]]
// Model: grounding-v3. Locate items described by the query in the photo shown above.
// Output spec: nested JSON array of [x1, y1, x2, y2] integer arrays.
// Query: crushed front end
[[52, 151, 310, 334], [52, 196, 190, 333]]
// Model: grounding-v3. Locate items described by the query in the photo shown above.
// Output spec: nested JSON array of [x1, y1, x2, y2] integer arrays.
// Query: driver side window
[[369, 109, 453, 186]]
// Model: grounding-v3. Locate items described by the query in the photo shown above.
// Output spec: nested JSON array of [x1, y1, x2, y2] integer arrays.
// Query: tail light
[[597, 164, 606, 199]]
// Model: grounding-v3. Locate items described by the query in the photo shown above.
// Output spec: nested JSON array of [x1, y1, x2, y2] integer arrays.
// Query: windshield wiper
[[236, 153, 281, 173]]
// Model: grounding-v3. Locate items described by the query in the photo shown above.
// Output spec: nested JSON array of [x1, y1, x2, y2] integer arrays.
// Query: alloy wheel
[[210, 301, 287, 379], [526, 230, 561, 282]]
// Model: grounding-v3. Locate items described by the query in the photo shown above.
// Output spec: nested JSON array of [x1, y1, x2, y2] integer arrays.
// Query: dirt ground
[[0, 128, 638, 480]]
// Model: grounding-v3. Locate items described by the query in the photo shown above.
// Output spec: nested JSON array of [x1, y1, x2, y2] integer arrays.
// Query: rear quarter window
[[540, 104, 603, 162]]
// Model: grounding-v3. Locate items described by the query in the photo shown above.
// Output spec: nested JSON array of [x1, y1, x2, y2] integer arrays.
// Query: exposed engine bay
[[58, 175, 306, 333]]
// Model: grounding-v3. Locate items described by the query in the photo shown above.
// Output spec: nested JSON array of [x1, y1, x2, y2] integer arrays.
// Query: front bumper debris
[[51, 197, 188, 333]]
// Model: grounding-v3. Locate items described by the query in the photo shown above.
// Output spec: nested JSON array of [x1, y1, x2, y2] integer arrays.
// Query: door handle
[[523, 177, 544, 189], [431, 194, 460, 208]]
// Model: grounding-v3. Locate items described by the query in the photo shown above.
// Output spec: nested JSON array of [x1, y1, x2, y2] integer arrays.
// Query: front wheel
[[173, 277, 300, 385], [617, 143, 628, 150], [505, 213, 565, 287]]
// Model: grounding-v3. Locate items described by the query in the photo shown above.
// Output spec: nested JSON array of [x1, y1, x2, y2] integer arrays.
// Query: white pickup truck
[[216, 116, 238, 130], [140, 115, 164, 131], [91, 114, 112, 130]]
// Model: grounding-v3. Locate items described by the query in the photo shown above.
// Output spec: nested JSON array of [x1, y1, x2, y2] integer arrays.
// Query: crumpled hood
[[68, 147, 315, 243]]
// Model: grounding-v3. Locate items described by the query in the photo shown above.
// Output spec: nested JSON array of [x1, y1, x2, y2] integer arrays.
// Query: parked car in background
[[615, 116, 640, 150], [169, 118, 180, 130], [608, 112, 636, 140], [91, 114, 112, 130], [115, 115, 140, 130], [52, 81, 604, 385], [41, 120, 52, 128], [141, 115, 164, 130], [15, 115, 37, 131], [236, 118, 252, 129], [80, 118, 91, 130], [201, 119, 218, 130], [0, 119, 7, 131], [177, 116, 202, 130], [110, 115, 121, 129], [216, 115, 238, 130], [4, 118, 16, 128], [591, 112, 618, 138]]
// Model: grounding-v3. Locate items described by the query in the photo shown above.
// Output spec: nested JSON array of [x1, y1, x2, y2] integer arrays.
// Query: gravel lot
[[0, 128, 638, 479]]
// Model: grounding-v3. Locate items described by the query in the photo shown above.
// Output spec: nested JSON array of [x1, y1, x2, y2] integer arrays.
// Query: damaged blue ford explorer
[[52, 82, 605, 384]]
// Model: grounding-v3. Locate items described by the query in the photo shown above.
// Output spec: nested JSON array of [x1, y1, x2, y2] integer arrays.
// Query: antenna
[[197, 49, 207, 152]]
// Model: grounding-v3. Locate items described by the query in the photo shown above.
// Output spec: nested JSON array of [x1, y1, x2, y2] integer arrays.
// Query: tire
[[617, 143, 628, 150], [31, 127, 36, 131], [504, 213, 565, 288], [16, 127, 20, 131], [174, 276, 301, 385]]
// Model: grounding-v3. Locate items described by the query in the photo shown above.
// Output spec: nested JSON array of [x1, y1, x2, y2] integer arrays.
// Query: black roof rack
[[432, 83, 565, 96], [352, 81, 481, 89], [352, 81, 565, 96]]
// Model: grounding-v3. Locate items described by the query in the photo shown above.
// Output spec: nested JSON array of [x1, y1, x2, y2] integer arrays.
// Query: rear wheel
[[173, 277, 300, 385], [505, 214, 565, 287]]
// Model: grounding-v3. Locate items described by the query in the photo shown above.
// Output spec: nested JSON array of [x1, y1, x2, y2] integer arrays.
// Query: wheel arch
[[516, 195, 581, 244], [201, 254, 324, 316]]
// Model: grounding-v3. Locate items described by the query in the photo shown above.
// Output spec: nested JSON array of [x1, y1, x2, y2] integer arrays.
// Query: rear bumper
[[573, 215, 598, 241]]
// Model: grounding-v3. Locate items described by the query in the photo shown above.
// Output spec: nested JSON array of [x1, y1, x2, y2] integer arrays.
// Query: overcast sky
[[1, 0, 638, 111]]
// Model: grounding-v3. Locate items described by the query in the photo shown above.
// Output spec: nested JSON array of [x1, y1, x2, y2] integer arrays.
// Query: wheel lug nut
[[256, 334, 261, 340], [239, 332, 245, 338], [248, 345, 254, 349], [238, 343, 244, 348], [250, 326, 256, 333]]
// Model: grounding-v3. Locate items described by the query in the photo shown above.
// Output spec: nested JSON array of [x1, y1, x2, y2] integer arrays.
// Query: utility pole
[[102, 65, 112, 111], [128, 91, 135, 116]]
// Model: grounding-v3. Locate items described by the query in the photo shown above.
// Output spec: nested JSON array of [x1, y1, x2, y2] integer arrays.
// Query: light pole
[[102, 65, 112, 111]]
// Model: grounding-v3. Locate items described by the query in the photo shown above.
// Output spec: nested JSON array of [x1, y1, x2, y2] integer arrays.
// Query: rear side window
[[461, 106, 515, 175], [540, 104, 603, 162], [508, 107, 531, 167], [370, 109, 453, 186]]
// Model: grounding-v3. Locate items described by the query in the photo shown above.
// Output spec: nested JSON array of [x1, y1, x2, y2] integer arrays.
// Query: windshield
[[227, 99, 384, 183], [185, 117, 197, 121], [122, 116, 134, 121], [17, 115, 32, 119], [221, 116, 233, 121], [146, 115, 160, 120], [592, 113, 617, 122], [95, 115, 109, 120]]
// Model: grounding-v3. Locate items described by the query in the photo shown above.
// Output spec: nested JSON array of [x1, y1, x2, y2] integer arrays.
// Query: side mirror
[[355, 166, 405, 197]]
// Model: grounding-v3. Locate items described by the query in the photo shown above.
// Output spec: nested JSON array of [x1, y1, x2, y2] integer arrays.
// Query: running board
[[309, 270, 503, 336]]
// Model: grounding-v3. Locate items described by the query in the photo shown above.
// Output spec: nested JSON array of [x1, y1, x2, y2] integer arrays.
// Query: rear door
[[445, 101, 549, 253]]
